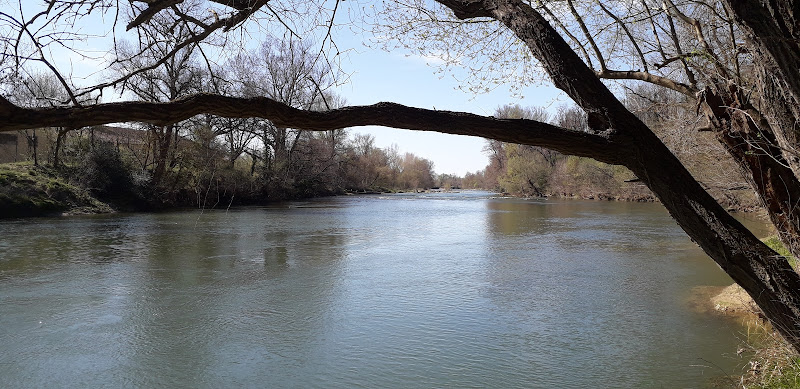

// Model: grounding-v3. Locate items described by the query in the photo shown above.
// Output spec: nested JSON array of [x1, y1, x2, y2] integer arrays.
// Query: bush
[[78, 142, 134, 199]]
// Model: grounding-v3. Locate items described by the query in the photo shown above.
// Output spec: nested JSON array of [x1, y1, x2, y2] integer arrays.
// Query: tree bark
[[0, 96, 622, 163], [726, 0, 800, 109], [719, 0, 800, 257], [697, 86, 800, 258]]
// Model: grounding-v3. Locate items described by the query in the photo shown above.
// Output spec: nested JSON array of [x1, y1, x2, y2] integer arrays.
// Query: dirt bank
[[0, 163, 113, 218]]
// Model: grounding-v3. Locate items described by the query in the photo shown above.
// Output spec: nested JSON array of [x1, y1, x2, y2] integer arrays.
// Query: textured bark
[[724, 0, 800, 173], [698, 87, 800, 258], [726, 0, 800, 108], [721, 0, 800, 257], [0, 95, 623, 163]]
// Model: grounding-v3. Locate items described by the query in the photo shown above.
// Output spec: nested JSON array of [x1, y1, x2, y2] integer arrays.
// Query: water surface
[[0, 193, 750, 387]]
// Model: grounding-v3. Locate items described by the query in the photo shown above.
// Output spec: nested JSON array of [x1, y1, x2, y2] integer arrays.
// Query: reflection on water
[[0, 193, 754, 387]]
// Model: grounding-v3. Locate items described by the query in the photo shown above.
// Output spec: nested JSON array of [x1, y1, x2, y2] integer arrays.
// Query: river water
[[0, 192, 755, 387]]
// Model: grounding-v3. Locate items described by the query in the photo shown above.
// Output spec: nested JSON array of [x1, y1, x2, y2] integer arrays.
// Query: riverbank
[[0, 162, 113, 218], [704, 237, 800, 388], [523, 189, 766, 214], [707, 284, 800, 388]]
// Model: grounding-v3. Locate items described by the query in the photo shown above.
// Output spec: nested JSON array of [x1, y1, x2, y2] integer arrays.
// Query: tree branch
[[0, 93, 623, 164], [596, 1, 648, 72], [437, 0, 493, 19], [127, 0, 184, 30], [77, 0, 270, 99], [662, 2, 697, 87], [566, 0, 606, 71], [597, 69, 698, 96], [537, 0, 594, 69], [662, 0, 731, 79]]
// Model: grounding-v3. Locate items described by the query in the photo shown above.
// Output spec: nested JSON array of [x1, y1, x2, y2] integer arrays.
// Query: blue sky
[[334, 41, 565, 176]]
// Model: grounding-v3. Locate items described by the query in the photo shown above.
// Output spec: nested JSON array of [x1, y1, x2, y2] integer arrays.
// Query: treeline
[[1, 29, 758, 211], [0, 37, 441, 210], [463, 91, 758, 210], [0, 125, 439, 209], [460, 104, 653, 201]]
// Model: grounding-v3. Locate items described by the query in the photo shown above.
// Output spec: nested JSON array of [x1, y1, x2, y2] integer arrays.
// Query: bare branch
[[76, 1, 270, 99], [566, 0, 606, 71], [662, 2, 697, 87], [662, 0, 731, 79], [596, 1, 648, 72], [127, 0, 183, 30], [597, 69, 698, 96], [641, 0, 668, 63], [653, 52, 704, 69], [0, 93, 623, 163], [536, 1, 594, 69]]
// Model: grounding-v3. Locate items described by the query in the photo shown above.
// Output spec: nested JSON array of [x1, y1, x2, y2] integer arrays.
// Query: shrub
[[78, 142, 133, 199]]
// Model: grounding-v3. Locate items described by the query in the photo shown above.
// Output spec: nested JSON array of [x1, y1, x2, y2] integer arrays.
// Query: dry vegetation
[[708, 237, 800, 388], [465, 96, 758, 211]]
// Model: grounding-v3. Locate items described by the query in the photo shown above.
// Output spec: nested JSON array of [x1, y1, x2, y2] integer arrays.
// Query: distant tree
[[111, 12, 205, 190], [398, 152, 435, 190], [436, 173, 462, 190], [462, 171, 488, 190], [492, 104, 561, 196], [481, 139, 506, 191]]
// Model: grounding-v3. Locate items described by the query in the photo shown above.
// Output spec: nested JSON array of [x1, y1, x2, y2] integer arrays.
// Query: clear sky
[[334, 42, 565, 176]]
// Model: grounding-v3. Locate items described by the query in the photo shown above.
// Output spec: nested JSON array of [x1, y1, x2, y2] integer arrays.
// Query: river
[[0, 192, 755, 387]]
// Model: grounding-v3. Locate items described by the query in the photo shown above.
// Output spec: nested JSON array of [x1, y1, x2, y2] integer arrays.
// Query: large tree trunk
[[719, 0, 800, 258], [697, 86, 800, 258]]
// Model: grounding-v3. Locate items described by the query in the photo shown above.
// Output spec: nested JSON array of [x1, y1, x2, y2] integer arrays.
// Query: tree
[[229, 37, 338, 197], [493, 104, 562, 196], [481, 138, 506, 191], [2, 0, 800, 350], [398, 152, 435, 190], [111, 11, 206, 190]]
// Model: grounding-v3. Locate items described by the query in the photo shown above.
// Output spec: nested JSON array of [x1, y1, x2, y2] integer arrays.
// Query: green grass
[[763, 235, 798, 270], [749, 357, 800, 389], [0, 162, 111, 218]]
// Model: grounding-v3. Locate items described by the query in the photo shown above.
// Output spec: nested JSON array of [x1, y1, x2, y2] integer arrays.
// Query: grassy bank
[[0, 162, 112, 218], [710, 237, 800, 388]]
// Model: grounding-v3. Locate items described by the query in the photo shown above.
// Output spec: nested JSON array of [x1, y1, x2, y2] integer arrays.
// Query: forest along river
[[0, 192, 760, 387]]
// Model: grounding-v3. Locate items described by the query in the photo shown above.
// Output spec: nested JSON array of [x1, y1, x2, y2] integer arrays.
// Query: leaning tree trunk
[[437, 0, 800, 350], [715, 0, 800, 257], [697, 86, 800, 258]]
